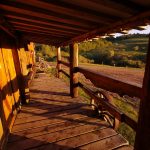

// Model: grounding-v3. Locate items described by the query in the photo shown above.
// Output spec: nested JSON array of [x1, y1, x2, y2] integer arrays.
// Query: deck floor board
[[7, 73, 132, 150]]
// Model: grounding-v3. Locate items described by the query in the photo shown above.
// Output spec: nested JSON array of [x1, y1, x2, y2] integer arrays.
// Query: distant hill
[[106, 34, 149, 52], [35, 34, 149, 68]]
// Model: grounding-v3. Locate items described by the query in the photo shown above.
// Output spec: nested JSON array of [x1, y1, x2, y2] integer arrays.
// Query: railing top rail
[[78, 67, 142, 98], [59, 60, 70, 67]]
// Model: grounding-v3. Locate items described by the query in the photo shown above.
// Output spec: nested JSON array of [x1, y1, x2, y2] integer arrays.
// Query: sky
[[114, 25, 150, 37]]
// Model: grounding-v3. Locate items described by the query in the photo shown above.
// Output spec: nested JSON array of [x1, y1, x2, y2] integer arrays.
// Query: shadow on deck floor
[[7, 73, 132, 150]]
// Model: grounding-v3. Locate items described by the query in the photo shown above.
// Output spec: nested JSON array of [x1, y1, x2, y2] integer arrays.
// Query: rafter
[[12, 0, 116, 24], [14, 26, 76, 37], [0, 15, 16, 38], [61, 10, 150, 46], [61, 0, 138, 17], [7, 17, 88, 33], [18, 30, 66, 38], [0, 2, 100, 28], [23, 33, 68, 40], [11, 21, 82, 35], [2, 12, 92, 30]]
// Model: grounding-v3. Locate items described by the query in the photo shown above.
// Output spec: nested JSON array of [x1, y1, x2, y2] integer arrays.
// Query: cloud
[[128, 25, 150, 34]]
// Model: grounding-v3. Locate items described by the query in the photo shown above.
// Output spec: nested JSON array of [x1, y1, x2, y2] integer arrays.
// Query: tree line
[[35, 34, 148, 68]]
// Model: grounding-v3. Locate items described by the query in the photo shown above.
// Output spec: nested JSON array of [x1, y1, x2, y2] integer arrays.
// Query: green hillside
[[35, 34, 149, 68]]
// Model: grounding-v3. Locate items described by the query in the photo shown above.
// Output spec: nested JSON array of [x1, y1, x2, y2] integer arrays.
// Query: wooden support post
[[57, 47, 61, 78], [13, 42, 28, 105], [70, 43, 78, 97], [135, 35, 150, 150]]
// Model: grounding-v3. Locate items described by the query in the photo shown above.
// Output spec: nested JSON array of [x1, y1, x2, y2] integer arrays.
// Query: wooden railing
[[78, 82, 137, 130], [60, 60, 70, 67], [60, 69, 70, 78], [78, 67, 141, 98], [58, 60, 139, 131]]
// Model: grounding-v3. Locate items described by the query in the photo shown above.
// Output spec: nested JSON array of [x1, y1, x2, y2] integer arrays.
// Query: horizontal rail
[[59, 60, 70, 67], [79, 82, 137, 130], [60, 69, 70, 78], [78, 67, 142, 98]]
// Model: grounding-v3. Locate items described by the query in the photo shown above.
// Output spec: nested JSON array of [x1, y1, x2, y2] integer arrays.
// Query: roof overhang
[[0, 0, 150, 46]]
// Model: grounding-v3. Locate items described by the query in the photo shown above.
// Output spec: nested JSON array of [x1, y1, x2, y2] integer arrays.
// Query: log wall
[[0, 30, 35, 149]]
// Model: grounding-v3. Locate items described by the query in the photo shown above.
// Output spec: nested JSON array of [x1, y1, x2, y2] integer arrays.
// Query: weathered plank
[[14, 105, 93, 125], [78, 134, 128, 150], [9, 117, 109, 144], [16, 103, 86, 119], [9, 116, 108, 143], [12, 107, 93, 132], [30, 128, 117, 150], [115, 145, 133, 150], [8, 119, 109, 149]]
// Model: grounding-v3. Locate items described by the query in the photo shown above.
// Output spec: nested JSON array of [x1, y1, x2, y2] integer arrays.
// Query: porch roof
[[0, 0, 150, 46]]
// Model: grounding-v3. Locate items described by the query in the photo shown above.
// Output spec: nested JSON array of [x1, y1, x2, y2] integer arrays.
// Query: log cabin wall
[[0, 30, 35, 149]]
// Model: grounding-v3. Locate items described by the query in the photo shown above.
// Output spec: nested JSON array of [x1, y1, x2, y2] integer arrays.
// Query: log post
[[57, 47, 61, 78], [135, 35, 150, 150], [70, 43, 78, 97], [11, 43, 26, 106], [15, 41, 29, 104]]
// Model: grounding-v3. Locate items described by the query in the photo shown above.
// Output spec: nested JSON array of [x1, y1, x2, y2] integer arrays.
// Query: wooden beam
[[0, 10, 91, 31], [0, 2, 96, 28], [23, 36, 55, 42], [61, 70, 70, 78], [22, 37, 63, 46], [5, 14, 89, 32], [22, 31, 68, 39], [57, 47, 61, 78], [14, 25, 77, 37], [11, 0, 115, 24], [23, 33, 67, 39], [70, 43, 79, 98], [14, 27, 71, 38], [0, 15, 16, 38], [78, 67, 141, 98], [11, 21, 82, 35], [23, 36, 67, 46], [60, 60, 70, 67], [23, 38, 59, 45], [8, 18, 87, 33], [24, 39, 57, 46], [61, 0, 136, 18], [135, 35, 150, 150], [61, 10, 150, 46], [23, 35, 63, 45]]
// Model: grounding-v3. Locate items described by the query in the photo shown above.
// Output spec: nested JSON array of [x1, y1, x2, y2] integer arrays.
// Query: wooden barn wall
[[0, 30, 35, 149]]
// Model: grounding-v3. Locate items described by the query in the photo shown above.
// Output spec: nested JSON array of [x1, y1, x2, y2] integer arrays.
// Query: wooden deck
[[7, 73, 132, 150]]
